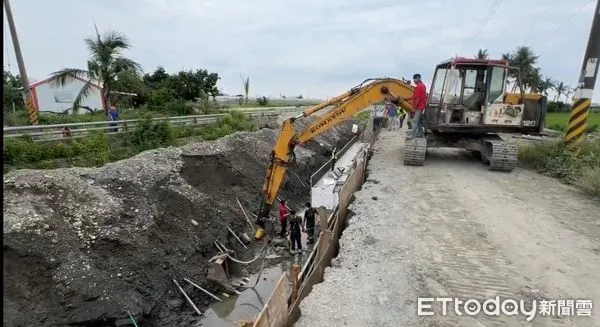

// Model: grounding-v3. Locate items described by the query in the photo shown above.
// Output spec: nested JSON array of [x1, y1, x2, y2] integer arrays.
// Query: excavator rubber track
[[403, 137, 427, 166], [485, 139, 518, 172]]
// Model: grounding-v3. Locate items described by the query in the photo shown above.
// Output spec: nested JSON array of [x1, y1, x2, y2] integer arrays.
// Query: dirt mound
[[3, 119, 355, 327]]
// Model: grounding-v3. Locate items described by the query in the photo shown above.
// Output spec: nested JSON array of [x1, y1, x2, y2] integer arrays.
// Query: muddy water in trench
[[198, 231, 315, 327]]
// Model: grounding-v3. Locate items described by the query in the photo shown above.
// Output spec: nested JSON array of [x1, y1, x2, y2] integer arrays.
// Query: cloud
[[3, 0, 598, 101]]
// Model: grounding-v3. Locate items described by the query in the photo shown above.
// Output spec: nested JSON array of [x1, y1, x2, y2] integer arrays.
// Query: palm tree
[[537, 77, 555, 96], [553, 82, 568, 101], [564, 86, 576, 103], [50, 29, 141, 113], [525, 69, 542, 93], [241, 75, 250, 105], [507, 46, 539, 95], [475, 49, 489, 59], [501, 52, 517, 92]]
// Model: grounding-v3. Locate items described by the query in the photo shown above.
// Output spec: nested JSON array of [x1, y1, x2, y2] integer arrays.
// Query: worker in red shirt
[[278, 199, 290, 238], [404, 73, 427, 138]]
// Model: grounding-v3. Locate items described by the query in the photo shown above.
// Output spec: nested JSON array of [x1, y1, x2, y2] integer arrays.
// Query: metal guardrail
[[3, 107, 306, 142], [309, 135, 359, 187]]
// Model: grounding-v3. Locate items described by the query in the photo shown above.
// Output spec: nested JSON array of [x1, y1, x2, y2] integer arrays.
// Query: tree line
[[3, 30, 225, 116], [3, 29, 577, 116], [475, 47, 576, 104]]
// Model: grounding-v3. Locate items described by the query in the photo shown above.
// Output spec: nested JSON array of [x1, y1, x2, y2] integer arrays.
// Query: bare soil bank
[[3, 118, 355, 327]]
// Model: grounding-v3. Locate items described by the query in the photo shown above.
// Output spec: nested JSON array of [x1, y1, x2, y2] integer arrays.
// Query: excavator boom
[[257, 78, 416, 222]]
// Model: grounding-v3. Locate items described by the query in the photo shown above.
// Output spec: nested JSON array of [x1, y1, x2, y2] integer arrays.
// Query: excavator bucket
[[207, 254, 244, 294]]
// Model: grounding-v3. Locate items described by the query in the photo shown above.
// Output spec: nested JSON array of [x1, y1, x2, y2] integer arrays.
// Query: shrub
[[3, 110, 258, 173], [70, 132, 111, 166], [576, 166, 600, 197], [199, 111, 255, 140], [547, 101, 566, 113], [218, 111, 254, 131], [127, 116, 175, 153], [257, 96, 269, 106], [166, 100, 194, 116], [586, 123, 599, 134], [519, 139, 600, 196], [148, 87, 177, 107], [3, 132, 111, 168], [195, 99, 221, 114], [3, 136, 42, 165], [356, 111, 371, 123]]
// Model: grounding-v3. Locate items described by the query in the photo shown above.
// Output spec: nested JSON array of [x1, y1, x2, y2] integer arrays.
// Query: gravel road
[[296, 128, 600, 327]]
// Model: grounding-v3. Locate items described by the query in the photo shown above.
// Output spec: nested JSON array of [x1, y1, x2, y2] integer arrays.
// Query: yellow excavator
[[256, 78, 416, 221], [256, 58, 547, 223]]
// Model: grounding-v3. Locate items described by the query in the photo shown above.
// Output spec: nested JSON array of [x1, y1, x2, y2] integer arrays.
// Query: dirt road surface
[[297, 129, 600, 327]]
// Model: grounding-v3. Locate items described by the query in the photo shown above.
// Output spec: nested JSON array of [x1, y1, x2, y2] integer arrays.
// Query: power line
[[453, 0, 505, 56], [535, 0, 594, 46], [467, 0, 504, 42]]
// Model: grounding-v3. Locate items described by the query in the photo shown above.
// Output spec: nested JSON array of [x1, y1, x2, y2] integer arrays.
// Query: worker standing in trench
[[330, 148, 338, 172], [303, 202, 318, 244], [288, 210, 304, 254], [279, 199, 290, 238]]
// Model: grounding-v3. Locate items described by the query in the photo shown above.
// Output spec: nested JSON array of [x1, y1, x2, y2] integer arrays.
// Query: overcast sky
[[3, 0, 599, 102]]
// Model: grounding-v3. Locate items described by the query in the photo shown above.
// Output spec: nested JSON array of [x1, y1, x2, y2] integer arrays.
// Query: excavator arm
[[256, 78, 415, 222]]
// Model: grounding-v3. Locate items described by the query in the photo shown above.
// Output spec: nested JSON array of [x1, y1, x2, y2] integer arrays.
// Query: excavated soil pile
[[3, 118, 355, 327]]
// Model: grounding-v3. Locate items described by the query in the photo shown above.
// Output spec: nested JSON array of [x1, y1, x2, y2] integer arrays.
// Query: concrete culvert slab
[[2, 117, 357, 326]]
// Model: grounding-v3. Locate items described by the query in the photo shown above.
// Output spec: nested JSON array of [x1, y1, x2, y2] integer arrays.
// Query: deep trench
[[2, 120, 357, 327]]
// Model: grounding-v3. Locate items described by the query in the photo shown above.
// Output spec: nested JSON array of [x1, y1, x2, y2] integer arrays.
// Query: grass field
[[546, 112, 600, 133]]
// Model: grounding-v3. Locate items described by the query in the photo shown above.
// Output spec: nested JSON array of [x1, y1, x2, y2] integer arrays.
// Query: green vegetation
[[545, 112, 600, 133], [3, 28, 308, 127], [519, 139, 600, 197], [241, 75, 250, 105], [480, 46, 600, 197], [3, 70, 22, 111], [3, 108, 174, 126], [355, 111, 371, 123], [222, 99, 319, 109], [50, 30, 141, 113], [477, 46, 576, 100], [3, 111, 256, 173]]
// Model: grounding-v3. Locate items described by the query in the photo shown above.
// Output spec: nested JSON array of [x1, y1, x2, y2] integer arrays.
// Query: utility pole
[[565, 0, 600, 150], [3, 0, 37, 125]]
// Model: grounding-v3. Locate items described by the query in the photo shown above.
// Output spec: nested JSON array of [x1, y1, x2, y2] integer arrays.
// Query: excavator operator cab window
[[429, 68, 448, 105], [487, 65, 506, 104], [461, 68, 487, 111]]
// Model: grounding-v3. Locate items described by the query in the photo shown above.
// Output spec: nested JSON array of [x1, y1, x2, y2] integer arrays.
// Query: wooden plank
[[316, 207, 328, 231], [317, 230, 332, 262], [289, 242, 331, 315], [289, 161, 368, 316], [253, 273, 289, 327], [290, 264, 301, 306], [286, 156, 370, 324]]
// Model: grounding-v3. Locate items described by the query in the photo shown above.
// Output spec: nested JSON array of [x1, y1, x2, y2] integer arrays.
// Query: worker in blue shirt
[[108, 105, 120, 132], [385, 101, 399, 131]]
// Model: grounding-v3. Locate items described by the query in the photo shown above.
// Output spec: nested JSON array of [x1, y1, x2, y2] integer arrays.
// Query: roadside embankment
[[518, 138, 600, 198], [3, 116, 356, 326]]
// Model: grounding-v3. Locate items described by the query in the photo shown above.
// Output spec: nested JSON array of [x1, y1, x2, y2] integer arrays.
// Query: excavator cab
[[423, 58, 546, 135], [402, 57, 548, 170]]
